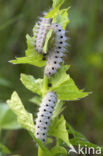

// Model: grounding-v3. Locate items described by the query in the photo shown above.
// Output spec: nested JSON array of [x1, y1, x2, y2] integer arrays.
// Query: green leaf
[[49, 65, 89, 101], [10, 26, 45, 67], [7, 92, 51, 156], [43, 29, 54, 54], [7, 92, 35, 134], [0, 104, 20, 130], [46, 0, 70, 29], [45, 3, 63, 19], [10, 54, 45, 67], [45, 0, 66, 25], [50, 145, 67, 156], [0, 143, 11, 154], [26, 34, 36, 54], [52, 0, 65, 9], [56, 8, 70, 29], [26, 24, 38, 54], [53, 100, 65, 118], [30, 96, 41, 106], [49, 115, 70, 146], [20, 73, 43, 96]]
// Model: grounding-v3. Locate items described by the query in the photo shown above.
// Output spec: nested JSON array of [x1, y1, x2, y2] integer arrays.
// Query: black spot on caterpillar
[[34, 12, 69, 76], [35, 17, 52, 54], [45, 23, 69, 77], [42, 53, 47, 60], [48, 83, 52, 87], [35, 92, 57, 143]]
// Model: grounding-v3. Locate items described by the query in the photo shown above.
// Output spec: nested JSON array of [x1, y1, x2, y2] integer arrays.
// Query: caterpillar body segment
[[35, 17, 52, 54], [35, 92, 57, 143], [45, 23, 68, 77]]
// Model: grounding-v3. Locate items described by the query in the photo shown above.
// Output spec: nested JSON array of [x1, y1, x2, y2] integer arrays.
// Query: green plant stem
[[43, 74, 48, 97], [38, 146, 44, 156]]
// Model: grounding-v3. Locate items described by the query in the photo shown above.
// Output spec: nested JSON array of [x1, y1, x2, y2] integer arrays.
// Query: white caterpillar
[[34, 12, 68, 76], [35, 17, 52, 54], [35, 92, 57, 143], [44, 23, 68, 77]]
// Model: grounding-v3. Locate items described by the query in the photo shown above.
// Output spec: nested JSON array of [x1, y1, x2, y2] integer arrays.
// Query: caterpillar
[[35, 17, 52, 54], [35, 92, 57, 143], [44, 23, 68, 77], [34, 13, 68, 76]]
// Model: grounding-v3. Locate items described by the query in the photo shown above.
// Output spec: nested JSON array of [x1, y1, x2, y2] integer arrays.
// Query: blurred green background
[[0, 0, 103, 155]]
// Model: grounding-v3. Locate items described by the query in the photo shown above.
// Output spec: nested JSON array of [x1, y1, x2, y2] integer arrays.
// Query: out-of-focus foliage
[[0, 103, 20, 130], [67, 123, 103, 152], [0, 0, 103, 155], [0, 143, 11, 155]]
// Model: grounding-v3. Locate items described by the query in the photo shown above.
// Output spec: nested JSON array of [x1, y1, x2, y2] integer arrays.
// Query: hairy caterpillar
[[34, 13, 68, 76], [35, 92, 57, 143], [35, 17, 52, 54], [44, 23, 68, 77]]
